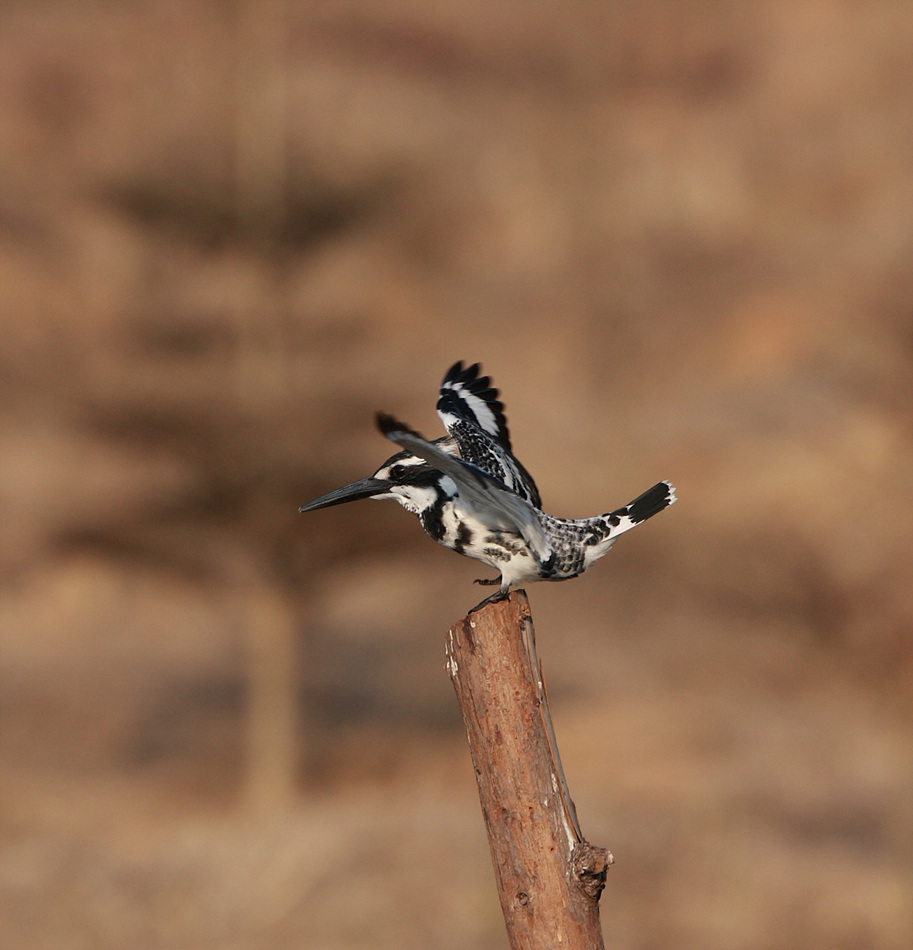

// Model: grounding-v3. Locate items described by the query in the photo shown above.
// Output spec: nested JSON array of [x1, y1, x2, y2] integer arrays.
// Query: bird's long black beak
[[298, 476, 390, 512]]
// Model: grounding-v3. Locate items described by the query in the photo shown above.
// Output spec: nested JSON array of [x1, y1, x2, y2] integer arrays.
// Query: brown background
[[1, 2, 912, 948]]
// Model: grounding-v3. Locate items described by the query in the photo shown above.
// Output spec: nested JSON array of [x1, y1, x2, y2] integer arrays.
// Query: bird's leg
[[473, 577, 500, 586], [469, 585, 511, 613]]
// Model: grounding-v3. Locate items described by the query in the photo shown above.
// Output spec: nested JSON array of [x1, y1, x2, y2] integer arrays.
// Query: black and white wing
[[438, 360, 512, 447], [436, 361, 542, 508], [376, 414, 554, 566]]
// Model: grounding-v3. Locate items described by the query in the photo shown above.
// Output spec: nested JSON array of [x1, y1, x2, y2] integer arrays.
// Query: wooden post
[[446, 591, 612, 950]]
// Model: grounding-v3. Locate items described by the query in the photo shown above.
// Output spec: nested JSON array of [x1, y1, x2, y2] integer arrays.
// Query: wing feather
[[436, 361, 542, 508], [376, 413, 553, 564], [437, 361, 511, 446]]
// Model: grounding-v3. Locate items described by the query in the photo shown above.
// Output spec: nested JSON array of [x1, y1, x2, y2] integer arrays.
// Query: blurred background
[[1, 1, 912, 948]]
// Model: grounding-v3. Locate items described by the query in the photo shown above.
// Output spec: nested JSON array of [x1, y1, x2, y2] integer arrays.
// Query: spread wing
[[376, 413, 553, 565], [437, 360, 512, 447], [436, 361, 542, 508]]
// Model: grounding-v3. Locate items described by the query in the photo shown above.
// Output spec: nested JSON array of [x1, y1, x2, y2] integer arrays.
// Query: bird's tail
[[602, 480, 676, 535]]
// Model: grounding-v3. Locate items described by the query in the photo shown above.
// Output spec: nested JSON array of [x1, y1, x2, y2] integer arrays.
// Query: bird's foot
[[469, 588, 511, 613], [473, 577, 500, 586]]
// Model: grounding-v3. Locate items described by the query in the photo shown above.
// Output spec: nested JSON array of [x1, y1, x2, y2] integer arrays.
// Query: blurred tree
[[233, 0, 298, 816]]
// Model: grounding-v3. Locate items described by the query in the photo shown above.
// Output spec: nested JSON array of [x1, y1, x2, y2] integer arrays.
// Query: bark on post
[[446, 591, 612, 950]]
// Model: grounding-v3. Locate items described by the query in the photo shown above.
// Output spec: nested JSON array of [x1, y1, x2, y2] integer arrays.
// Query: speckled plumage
[[299, 361, 676, 607], [436, 361, 542, 508]]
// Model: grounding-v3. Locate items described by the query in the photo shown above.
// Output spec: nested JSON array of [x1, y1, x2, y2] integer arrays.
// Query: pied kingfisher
[[299, 361, 676, 609]]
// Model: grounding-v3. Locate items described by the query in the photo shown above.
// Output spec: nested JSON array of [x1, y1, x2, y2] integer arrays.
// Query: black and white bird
[[299, 361, 676, 608]]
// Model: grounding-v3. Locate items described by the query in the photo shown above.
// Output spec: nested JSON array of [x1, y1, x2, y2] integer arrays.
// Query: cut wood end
[[463, 589, 531, 623]]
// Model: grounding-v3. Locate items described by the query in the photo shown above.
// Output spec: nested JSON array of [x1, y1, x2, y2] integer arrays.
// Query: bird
[[299, 361, 676, 610]]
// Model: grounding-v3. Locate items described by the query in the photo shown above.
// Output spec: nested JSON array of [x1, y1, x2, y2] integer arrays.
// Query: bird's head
[[299, 449, 452, 517]]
